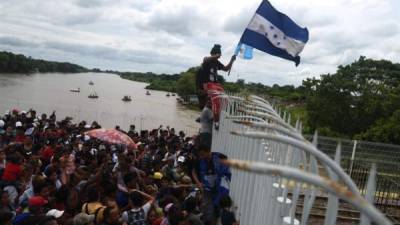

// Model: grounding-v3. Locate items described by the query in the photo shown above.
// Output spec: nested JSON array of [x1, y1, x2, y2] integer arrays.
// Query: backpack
[[127, 208, 146, 225]]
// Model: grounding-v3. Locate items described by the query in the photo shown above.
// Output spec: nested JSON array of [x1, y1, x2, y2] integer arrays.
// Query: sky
[[0, 0, 399, 86]]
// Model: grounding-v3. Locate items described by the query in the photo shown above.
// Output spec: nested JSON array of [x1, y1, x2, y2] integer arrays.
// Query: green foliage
[[0, 51, 87, 73], [302, 56, 400, 142], [355, 109, 400, 144], [120, 71, 180, 92], [176, 69, 197, 100]]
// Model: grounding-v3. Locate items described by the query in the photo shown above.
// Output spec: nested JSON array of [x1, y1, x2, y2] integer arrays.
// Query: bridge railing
[[211, 94, 393, 225]]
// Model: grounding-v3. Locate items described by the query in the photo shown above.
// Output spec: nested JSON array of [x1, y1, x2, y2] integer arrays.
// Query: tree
[[303, 56, 400, 141], [176, 69, 197, 100]]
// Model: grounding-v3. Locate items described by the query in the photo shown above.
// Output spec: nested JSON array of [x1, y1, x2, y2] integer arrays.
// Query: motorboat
[[122, 95, 132, 102], [70, 88, 80, 93], [171, 93, 176, 96], [89, 81, 94, 85], [166, 93, 171, 97], [146, 90, 151, 95], [88, 92, 99, 99]]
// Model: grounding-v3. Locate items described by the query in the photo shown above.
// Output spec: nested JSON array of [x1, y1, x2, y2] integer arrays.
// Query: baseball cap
[[46, 209, 64, 218], [177, 156, 185, 163], [153, 172, 163, 180], [28, 196, 48, 207], [84, 124, 91, 129], [0, 120, 4, 128], [15, 121, 22, 127], [73, 213, 95, 225]]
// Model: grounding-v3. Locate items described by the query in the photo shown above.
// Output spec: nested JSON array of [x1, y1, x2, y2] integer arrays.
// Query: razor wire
[[211, 94, 393, 225]]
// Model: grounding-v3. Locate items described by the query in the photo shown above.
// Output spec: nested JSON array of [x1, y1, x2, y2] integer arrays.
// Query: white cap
[[0, 120, 4, 128], [84, 135, 90, 141], [178, 156, 185, 163], [20, 111, 27, 115], [15, 121, 22, 127], [84, 124, 91, 129], [46, 209, 64, 218]]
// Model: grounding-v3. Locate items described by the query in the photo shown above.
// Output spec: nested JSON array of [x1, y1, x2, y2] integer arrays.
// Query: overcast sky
[[1, 0, 399, 85]]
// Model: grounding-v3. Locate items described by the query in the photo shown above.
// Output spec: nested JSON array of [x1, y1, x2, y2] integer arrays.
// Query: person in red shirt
[[40, 141, 56, 166], [2, 154, 22, 182]]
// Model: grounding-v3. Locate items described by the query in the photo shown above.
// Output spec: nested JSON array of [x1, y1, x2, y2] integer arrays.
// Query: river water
[[0, 73, 199, 134]]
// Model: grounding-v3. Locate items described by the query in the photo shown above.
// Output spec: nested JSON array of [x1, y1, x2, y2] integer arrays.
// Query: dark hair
[[37, 216, 57, 225], [130, 191, 144, 207], [184, 197, 197, 212], [33, 179, 47, 195], [210, 44, 222, 55], [219, 195, 233, 208], [87, 186, 100, 202], [102, 206, 113, 220], [0, 211, 13, 224], [123, 172, 138, 185]]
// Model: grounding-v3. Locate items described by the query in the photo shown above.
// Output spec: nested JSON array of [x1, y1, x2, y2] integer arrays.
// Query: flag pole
[[228, 43, 241, 76]]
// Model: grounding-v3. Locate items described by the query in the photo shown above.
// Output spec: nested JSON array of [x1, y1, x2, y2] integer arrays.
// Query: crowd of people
[[0, 108, 238, 225]]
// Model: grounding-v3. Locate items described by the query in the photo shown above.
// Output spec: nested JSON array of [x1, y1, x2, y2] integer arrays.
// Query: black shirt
[[196, 59, 224, 90]]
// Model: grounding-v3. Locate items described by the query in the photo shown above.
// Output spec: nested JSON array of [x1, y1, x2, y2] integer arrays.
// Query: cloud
[[0, 0, 399, 86]]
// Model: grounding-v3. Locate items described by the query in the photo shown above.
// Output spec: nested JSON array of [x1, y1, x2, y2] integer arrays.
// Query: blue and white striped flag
[[235, 0, 309, 66]]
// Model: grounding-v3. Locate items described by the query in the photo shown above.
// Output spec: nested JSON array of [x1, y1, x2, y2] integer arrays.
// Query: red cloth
[[41, 146, 55, 162], [2, 162, 22, 181], [204, 82, 224, 122], [14, 134, 26, 143]]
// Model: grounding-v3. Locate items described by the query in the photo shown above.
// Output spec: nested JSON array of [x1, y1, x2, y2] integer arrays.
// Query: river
[[0, 72, 199, 134]]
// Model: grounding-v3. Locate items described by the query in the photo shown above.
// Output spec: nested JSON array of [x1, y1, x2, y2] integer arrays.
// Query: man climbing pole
[[196, 44, 236, 109]]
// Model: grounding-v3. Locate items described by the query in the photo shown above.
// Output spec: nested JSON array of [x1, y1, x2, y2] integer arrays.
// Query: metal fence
[[303, 135, 400, 183], [211, 94, 395, 225]]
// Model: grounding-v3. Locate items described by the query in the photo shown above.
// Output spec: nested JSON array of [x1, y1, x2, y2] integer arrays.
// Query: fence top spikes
[[312, 130, 319, 146]]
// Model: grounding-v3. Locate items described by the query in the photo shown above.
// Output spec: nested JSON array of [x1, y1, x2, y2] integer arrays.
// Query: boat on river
[[166, 93, 171, 97], [88, 92, 98, 99], [122, 95, 132, 102], [146, 90, 151, 95], [70, 88, 80, 93], [89, 81, 94, 85], [171, 93, 176, 96]]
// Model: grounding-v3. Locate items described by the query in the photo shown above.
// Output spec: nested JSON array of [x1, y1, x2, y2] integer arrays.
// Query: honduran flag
[[235, 0, 309, 66]]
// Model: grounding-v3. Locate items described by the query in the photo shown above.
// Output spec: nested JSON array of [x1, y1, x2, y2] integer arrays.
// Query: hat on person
[[0, 120, 4, 128], [28, 196, 48, 207], [84, 124, 91, 129], [153, 172, 163, 180], [46, 209, 64, 218], [210, 44, 222, 55], [19, 111, 27, 115], [177, 156, 185, 163], [73, 213, 95, 225], [15, 121, 22, 127]]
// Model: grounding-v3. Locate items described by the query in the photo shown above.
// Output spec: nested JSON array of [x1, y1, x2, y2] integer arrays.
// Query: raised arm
[[222, 55, 237, 72]]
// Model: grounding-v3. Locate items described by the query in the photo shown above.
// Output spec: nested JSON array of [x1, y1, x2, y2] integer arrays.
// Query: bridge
[[211, 94, 399, 225]]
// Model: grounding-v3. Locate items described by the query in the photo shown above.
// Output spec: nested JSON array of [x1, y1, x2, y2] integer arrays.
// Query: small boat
[[166, 93, 171, 97], [88, 92, 98, 99], [89, 81, 94, 85], [171, 93, 176, 96], [146, 90, 151, 96], [70, 88, 80, 93], [122, 95, 132, 102]]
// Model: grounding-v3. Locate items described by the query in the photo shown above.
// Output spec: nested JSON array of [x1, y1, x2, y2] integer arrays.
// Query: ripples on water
[[0, 72, 199, 134]]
